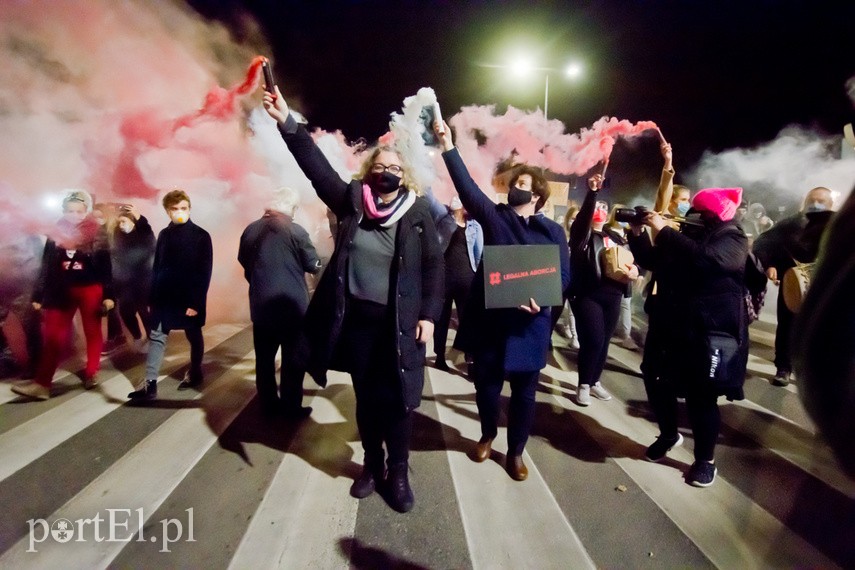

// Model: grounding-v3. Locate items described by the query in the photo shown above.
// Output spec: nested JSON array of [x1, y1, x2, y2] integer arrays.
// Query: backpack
[[744, 251, 768, 323]]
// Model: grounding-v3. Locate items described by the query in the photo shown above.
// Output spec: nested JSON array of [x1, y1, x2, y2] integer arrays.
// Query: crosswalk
[[1, 288, 854, 568]]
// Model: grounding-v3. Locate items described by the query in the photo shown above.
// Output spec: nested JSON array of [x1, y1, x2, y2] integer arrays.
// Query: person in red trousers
[[12, 190, 114, 400]]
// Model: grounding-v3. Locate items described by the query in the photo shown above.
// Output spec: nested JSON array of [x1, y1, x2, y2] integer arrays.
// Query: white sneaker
[[11, 381, 50, 400], [619, 337, 639, 351], [590, 382, 612, 401], [577, 384, 591, 406]]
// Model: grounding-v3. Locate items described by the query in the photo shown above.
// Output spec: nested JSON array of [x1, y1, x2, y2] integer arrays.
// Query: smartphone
[[261, 58, 276, 96]]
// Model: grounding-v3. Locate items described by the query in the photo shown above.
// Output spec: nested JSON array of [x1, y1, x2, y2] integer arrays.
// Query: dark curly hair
[[508, 165, 550, 212]]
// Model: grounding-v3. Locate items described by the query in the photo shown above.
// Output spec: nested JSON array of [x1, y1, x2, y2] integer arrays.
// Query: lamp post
[[508, 57, 583, 123]]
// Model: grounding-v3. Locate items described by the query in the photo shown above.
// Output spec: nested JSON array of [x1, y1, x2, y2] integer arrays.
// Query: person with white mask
[[128, 189, 212, 400]]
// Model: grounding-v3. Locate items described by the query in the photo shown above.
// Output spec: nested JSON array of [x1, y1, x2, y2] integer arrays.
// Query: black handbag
[[704, 332, 744, 390]]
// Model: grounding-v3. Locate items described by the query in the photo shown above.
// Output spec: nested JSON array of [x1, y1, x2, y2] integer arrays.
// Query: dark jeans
[[338, 298, 412, 466], [434, 276, 473, 358], [253, 320, 305, 412], [774, 287, 794, 372], [471, 350, 540, 457], [571, 287, 623, 386], [642, 312, 721, 462]]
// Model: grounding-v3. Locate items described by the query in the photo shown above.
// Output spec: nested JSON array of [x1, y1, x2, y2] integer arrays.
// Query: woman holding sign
[[263, 86, 443, 514], [434, 119, 570, 481]]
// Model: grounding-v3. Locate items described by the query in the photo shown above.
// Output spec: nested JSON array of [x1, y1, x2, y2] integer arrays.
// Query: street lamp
[[505, 56, 583, 123]]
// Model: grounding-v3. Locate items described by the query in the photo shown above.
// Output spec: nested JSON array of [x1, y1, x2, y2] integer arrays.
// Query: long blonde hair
[[355, 146, 422, 196]]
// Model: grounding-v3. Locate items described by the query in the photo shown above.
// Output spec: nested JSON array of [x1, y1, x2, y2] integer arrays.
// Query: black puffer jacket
[[279, 117, 444, 412]]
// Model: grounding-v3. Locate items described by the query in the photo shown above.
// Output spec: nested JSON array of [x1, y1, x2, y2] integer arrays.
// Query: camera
[[613, 206, 650, 225]]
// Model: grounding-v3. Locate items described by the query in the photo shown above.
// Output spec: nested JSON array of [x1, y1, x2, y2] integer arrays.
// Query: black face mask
[[365, 171, 402, 195], [508, 185, 533, 207]]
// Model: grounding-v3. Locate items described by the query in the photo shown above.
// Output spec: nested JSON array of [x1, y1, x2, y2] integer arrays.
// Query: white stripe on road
[[0, 344, 256, 569], [0, 324, 244, 483], [228, 371, 360, 570], [427, 367, 597, 570], [549, 350, 839, 569]]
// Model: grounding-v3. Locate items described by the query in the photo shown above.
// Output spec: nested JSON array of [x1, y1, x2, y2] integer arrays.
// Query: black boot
[[128, 379, 157, 400], [385, 462, 414, 513], [350, 456, 384, 499]]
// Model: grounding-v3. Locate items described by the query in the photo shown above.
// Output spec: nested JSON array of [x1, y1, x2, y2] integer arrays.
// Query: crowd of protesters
[[2, 80, 844, 514]]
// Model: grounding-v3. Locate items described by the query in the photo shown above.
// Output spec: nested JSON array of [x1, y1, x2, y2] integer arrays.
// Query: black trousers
[[338, 298, 412, 467], [117, 289, 151, 340], [471, 350, 540, 457], [433, 275, 474, 358], [774, 287, 794, 372], [570, 287, 623, 387], [253, 320, 305, 412], [642, 311, 721, 462]]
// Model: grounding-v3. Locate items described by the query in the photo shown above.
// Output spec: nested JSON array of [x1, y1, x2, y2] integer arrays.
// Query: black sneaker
[[177, 370, 203, 391], [128, 379, 157, 400], [772, 369, 792, 387], [686, 461, 717, 487], [645, 433, 684, 462]]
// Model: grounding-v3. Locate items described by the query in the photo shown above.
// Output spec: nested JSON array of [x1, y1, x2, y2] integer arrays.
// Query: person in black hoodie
[[112, 204, 155, 351], [569, 174, 639, 407], [263, 87, 443, 514], [128, 189, 212, 400], [238, 187, 321, 418], [628, 187, 749, 487], [12, 190, 114, 400]]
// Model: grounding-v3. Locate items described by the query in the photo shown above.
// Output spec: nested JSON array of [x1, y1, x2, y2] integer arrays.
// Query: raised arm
[[433, 120, 502, 229], [263, 86, 350, 215]]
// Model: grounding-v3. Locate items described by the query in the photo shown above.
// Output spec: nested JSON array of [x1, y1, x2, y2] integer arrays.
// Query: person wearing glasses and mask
[[433, 119, 570, 483], [263, 87, 443, 514]]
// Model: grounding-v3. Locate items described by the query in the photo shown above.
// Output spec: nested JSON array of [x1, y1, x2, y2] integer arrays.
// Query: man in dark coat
[[238, 187, 321, 418], [129, 189, 212, 400], [629, 187, 749, 488], [752, 186, 835, 386]]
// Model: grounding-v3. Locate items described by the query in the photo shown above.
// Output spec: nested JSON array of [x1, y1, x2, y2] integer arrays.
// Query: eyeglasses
[[370, 163, 403, 176]]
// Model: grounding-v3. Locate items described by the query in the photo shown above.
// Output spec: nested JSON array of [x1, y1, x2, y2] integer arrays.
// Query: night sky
[[190, 0, 854, 173]]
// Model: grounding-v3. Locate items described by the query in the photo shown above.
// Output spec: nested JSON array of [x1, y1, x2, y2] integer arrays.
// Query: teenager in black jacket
[[264, 87, 443, 513], [128, 189, 212, 400]]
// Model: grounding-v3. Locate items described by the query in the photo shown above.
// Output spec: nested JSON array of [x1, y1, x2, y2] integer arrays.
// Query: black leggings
[[571, 287, 623, 387], [337, 298, 412, 467]]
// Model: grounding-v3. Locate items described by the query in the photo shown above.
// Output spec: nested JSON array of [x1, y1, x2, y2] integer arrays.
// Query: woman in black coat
[[264, 87, 444, 513], [434, 119, 570, 482], [112, 205, 155, 348], [628, 187, 749, 487]]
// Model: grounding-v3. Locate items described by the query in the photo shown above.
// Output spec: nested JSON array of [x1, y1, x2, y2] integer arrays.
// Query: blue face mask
[[675, 202, 691, 217]]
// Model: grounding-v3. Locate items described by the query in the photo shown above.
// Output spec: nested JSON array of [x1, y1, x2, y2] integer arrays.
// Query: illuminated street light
[[501, 56, 583, 123]]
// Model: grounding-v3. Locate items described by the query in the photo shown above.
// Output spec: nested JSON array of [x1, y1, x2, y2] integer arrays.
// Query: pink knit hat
[[691, 187, 743, 221]]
